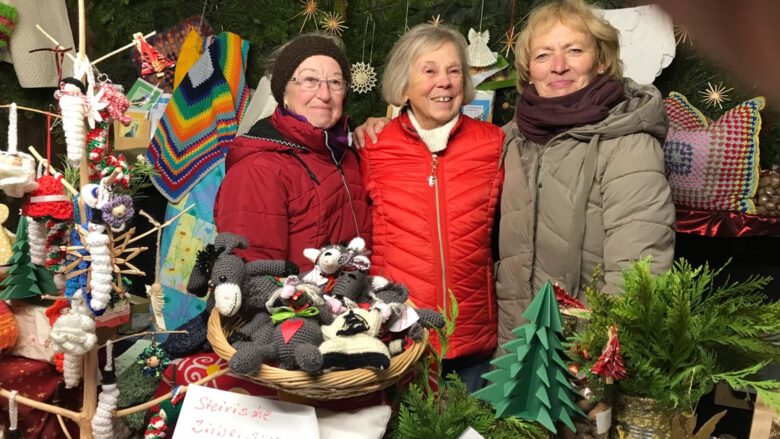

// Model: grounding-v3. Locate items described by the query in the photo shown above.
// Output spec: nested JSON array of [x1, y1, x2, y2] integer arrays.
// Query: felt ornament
[[0, 103, 38, 198], [467, 28, 497, 68], [590, 325, 627, 384], [55, 78, 88, 165], [134, 32, 175, 77], [0, 300, 18, 353], [50, 293, 98, 388], [137, 344, 170, 378], [0, 3, 18, 56], [92, 340, 120, 439]]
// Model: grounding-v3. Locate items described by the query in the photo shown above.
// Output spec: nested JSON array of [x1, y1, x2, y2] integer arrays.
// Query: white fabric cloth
[[597, 4, 675, 85], [316, 405, 392, 439], [2, 0, 76, 88], [236, 76, 277, 136], [408, 112, 458, 153]]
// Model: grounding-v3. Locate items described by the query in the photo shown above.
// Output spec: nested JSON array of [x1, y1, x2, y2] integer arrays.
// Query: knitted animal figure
[[262, 281, 333, 372], [302, 237, 369, 293], [228, 259, 300, 374], [320, 307, 391, 371]]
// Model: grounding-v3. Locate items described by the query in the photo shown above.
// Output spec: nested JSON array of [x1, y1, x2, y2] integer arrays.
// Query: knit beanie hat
[[270, 34, 351, 105]]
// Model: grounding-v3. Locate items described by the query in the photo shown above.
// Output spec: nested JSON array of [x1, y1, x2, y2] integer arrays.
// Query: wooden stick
[[34, 24, 77, 63], [0, 104, 62, 119], [126, 205, 195, 245], [91, 31, 156, 65], [27, 146, 79, 196], [114, 368, 231, 417], [97, 330, 188, 348], [57, 414, 74, 439], [0, 388, 81, 421]]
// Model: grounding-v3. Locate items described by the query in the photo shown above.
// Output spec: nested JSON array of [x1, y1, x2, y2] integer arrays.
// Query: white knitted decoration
[[92, 341, 119, 439], [86, 222, 113, 311], [27, 218, 47, 265], [50, 294, 97, 388], [8, 390, 18, 433], [57, 81, 87, 166], [7, 103, 16, 154], [0, 103, 38, 198]]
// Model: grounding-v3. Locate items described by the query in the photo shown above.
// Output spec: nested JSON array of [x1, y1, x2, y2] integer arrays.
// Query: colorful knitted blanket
[[147, 32, 249, 203]]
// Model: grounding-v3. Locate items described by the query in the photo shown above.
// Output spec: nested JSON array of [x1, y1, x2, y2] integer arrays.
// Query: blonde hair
[[382, 23, 475, 106], [514, 0, 623, 91]]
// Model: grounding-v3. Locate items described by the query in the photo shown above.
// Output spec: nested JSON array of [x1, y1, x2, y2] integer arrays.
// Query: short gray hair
[[382, 24, 475, 107]]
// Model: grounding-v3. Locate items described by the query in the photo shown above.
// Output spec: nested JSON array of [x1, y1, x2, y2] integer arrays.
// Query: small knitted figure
[[320, 308, 391, 371]]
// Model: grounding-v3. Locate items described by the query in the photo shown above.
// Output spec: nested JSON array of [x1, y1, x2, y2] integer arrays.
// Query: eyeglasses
[[289, 76, 348, 92]]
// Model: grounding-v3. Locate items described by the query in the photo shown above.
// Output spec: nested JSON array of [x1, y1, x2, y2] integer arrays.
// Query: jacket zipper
[[430, 153, 448, 316], [325, 131, 362, 238], [529, 146, 543, 288]]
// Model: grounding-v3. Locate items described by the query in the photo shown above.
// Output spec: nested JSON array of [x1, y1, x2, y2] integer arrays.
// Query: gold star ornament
[[699, 82, 733, 110], [321, 11, 347, 36]]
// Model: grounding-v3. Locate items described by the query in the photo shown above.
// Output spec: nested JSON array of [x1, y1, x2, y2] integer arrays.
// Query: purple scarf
[[515, 75, 626, 145]]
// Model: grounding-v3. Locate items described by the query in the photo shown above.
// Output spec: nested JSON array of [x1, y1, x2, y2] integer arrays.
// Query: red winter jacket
[[359, 112, 504, 359], [214, 108, 372, 271]]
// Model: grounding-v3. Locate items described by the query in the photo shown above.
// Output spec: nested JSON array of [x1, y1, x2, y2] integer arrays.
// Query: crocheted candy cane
[[8, 390, 19, 435], [92, 340, 120, 439], [144, 409, 168, 439], [50, 293, 97, 388], [27, 217, 47, 266], [56, 79, 88, 165], [46, 220, 69, 289]]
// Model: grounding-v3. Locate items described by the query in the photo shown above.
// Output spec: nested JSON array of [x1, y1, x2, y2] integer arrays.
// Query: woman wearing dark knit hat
[[214, 32, 371, 271]]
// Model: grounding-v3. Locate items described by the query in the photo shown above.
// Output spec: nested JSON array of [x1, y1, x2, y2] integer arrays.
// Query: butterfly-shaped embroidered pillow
[[663, 92, 765, 213]]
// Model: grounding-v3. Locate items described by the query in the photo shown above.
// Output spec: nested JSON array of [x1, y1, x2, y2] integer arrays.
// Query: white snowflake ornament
[[467, 28, 497, 68], [350, 62, 377, 94]]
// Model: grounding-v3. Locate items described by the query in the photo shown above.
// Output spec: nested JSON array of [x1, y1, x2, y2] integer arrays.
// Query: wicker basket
[[207, 307, 429, 400]]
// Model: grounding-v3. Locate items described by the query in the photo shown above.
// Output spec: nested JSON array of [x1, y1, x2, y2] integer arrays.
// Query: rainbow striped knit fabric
[[147, 32, 249, 203]]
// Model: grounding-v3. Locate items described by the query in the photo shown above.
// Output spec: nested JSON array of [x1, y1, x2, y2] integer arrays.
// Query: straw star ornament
[[321, 11, 347, 36], [699, 81, 733, 109]]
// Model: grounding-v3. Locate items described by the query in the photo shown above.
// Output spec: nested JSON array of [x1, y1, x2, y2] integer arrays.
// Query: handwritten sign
[[173, 385, 319, 439]]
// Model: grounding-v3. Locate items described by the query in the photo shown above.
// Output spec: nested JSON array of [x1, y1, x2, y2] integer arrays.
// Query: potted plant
[[572, 258, 780, 438]]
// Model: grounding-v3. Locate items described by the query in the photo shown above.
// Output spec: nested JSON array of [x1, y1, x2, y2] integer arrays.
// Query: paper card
[[173, 384, 320, 439], [127, 78, 164, 111], [595, 406, 612, 434], [114, 109, 152, 151], [461, 90, 495, 123], [458, 427, 486, 439]]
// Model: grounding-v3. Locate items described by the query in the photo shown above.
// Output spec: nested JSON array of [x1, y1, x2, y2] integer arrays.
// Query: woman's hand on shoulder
[[353, 117, 391, 150]]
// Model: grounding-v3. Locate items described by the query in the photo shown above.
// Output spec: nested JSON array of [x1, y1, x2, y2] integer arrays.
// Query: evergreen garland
[[574, 258, 780, 413]]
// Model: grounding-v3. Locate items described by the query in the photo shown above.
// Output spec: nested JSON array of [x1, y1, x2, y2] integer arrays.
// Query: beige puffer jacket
[[496, 79, 676, 345]]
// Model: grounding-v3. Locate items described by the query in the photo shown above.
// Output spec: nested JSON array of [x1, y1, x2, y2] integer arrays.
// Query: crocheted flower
[[102, 194, 134, 231], [137, 345, 170, 378]]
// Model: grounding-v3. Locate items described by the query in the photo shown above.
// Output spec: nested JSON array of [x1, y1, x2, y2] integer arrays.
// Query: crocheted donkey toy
[[228, 260, 299, 374], [264, 280, 334, 372]]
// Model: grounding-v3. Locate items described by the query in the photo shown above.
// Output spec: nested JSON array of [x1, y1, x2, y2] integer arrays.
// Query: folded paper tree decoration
[[0, 216, 57, 300], [663, 92, 765, 213], [474, 281, 585, 434]]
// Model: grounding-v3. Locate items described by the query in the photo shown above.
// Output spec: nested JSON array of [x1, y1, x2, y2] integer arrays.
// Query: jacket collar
[[270, 107, 350, 162], [397, 109, 466, 149]]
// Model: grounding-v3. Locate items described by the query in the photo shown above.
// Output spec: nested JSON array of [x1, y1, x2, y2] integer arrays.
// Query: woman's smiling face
[[403, 42, 464, 129]]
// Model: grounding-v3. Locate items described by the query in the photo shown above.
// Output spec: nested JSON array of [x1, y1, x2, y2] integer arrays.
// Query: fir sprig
[[574, 258, 780, 413]]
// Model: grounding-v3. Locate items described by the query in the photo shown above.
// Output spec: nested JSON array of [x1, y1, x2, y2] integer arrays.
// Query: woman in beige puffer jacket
[[495, 0, 676, 346]]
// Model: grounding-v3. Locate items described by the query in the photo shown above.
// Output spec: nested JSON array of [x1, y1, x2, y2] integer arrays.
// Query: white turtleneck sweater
[[407, 112, 459, 154]]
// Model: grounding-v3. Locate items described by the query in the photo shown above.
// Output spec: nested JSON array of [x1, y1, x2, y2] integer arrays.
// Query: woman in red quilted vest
[[214, 33, 371, 271], [356, 24, 504, 392]]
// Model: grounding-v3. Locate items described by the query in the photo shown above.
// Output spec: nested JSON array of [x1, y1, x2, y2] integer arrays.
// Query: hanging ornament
[[27, 217, 47, 266], [134, 32, 175, 77], [147, 283, 167, 330], [55, 78, 88, 166], [144, 409, 169, 439], [100, 154, 131, 188], [137, 344, 171, 378], [467, 0, 497, 68], [295, 0, 321, 33], [0, 103, 38, 198], [553, 282, 587, 309], [350, 16, 377, 95], [46, 220, 69, 289], [674, 24, 692, 46], [86, 116, 110, 180], [102, 194, 134, 232], [92, 341, 120, 439], [81, 181, 114, 312], [501, 0, 518, 58], [49, 292, 98, 388], [699, 81, 733, 109], [98, 78, 132, 125], [428, 15, 444, 26], [321, 11, 347, 36], [590, 325, 627, 384], [45, 299, 70, 373]]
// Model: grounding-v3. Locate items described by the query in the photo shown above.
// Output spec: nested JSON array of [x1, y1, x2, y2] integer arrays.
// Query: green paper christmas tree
[[0, 216, 57, 300], [474, 281, 585, 434]]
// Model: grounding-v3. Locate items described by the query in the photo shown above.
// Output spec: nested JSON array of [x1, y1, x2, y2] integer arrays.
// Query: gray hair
[[382, 24, 475, 106]]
